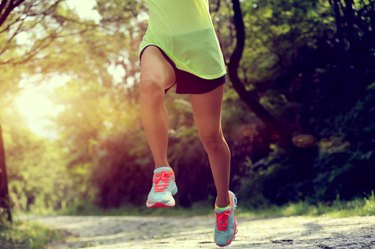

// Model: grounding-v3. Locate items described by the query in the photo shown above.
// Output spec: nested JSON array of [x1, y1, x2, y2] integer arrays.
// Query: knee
[[200, 133, 226, 153], [139, 78, 164, 103]]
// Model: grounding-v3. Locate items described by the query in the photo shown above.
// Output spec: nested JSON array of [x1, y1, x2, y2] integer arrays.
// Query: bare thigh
[[140, 46, 176, 90], [188, 85, 225, 140]]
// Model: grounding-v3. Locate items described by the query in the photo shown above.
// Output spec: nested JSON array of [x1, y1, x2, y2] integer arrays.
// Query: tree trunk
[[0, 125, 12, 223], [343, 0, 357, 48], [329, 0, 346, 52], [228, 0, 294, 149], [0, 0, 26, 28]]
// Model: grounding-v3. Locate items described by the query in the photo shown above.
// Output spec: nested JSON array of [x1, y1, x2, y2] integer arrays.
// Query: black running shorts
[[139, 45, 226, 94]]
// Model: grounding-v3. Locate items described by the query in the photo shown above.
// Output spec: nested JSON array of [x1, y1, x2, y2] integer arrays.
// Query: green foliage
[[56, 192, 375, 218], [238, 191, 375, 218], [0, 220, 60, 249], [0, 99, 74, 213], [91, 129, 152, 207], [238, 0, 332, 83], [238, 64, 375, 206], [1, 0, 374, 213], [311, 83, 375, 201], [237, 0, 375, 206]]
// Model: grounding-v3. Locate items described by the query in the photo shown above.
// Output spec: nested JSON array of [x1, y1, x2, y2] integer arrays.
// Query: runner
[[138, 0, 237, 246]]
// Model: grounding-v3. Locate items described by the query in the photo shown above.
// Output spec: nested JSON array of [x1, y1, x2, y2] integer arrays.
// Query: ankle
[[153, 166, 174, 174], [155, 164, 170, 168], [215, 199, 230, 208], [154, 160, 170, 168], [215, 191, 230, 207]]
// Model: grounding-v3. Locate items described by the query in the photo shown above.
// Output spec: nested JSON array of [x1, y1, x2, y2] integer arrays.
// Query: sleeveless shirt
[[138, 0, 226, 79]]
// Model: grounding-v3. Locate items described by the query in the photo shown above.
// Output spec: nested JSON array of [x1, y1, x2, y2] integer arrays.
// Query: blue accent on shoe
[[214, 191, 238, 247], [153, 166, 172, 174], [146, 167, 178, 208]]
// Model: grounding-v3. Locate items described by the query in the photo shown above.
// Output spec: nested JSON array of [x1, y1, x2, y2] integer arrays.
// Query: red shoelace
[[216, 210, 231, 231], [153, 171, 174, 192]]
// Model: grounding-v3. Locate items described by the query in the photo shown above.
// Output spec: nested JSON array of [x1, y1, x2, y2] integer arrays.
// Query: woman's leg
[[188, 85, 231, 207], [139, 46, 176, 168]]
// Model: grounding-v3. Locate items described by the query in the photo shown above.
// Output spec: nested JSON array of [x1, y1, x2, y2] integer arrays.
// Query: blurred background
[[0, 0, 374, 218]]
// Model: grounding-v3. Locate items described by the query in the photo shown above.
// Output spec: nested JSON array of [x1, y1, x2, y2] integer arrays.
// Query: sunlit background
[[0, 0, 374, 222], [14, 0, 101, 139]]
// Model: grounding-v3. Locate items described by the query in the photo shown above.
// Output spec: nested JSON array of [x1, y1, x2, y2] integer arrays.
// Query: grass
[[15, 191, 375, 220], [0, 220, 62, 249], [45, 191, 375, 219], [237, 191, 375, 219], [55, 201, 213, 217]]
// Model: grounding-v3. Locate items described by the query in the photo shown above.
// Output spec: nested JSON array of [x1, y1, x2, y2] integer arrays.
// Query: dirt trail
[[25, 215, 375, 249]]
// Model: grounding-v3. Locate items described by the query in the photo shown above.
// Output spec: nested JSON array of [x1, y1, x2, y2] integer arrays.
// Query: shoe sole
[[146, 187, 178, 208], [146, 201, 174, 208], [146, 198, 175, 208]]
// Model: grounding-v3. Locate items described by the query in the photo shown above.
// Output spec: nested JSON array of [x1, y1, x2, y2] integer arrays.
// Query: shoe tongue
[[215, 205, 231, 214], [153, 166, 173, 174]]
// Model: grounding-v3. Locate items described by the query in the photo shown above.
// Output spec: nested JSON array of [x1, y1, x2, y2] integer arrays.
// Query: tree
[[230, 0, 375, 205], [0, 0, 26, 27], [0, 125, 11, 222], [0, 0, 65, 222], [226, 0, 326, 150]]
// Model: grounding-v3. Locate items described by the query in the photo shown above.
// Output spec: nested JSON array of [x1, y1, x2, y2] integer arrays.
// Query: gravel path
[[26, 215, 375, 249]]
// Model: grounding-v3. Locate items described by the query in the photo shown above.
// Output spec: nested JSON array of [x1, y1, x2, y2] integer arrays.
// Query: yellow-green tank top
[[139, 0, 226, 79]]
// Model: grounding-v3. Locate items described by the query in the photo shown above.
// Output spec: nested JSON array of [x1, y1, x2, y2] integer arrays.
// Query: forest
[[0, 0, 374, 220]]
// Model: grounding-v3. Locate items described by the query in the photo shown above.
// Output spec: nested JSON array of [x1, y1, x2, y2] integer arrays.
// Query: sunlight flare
[[15, 87, 64, 139]]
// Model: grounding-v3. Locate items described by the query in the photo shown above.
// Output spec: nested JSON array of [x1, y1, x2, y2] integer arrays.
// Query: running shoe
[[214, 191, 238, 247], [146, 166, 178, 208]]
